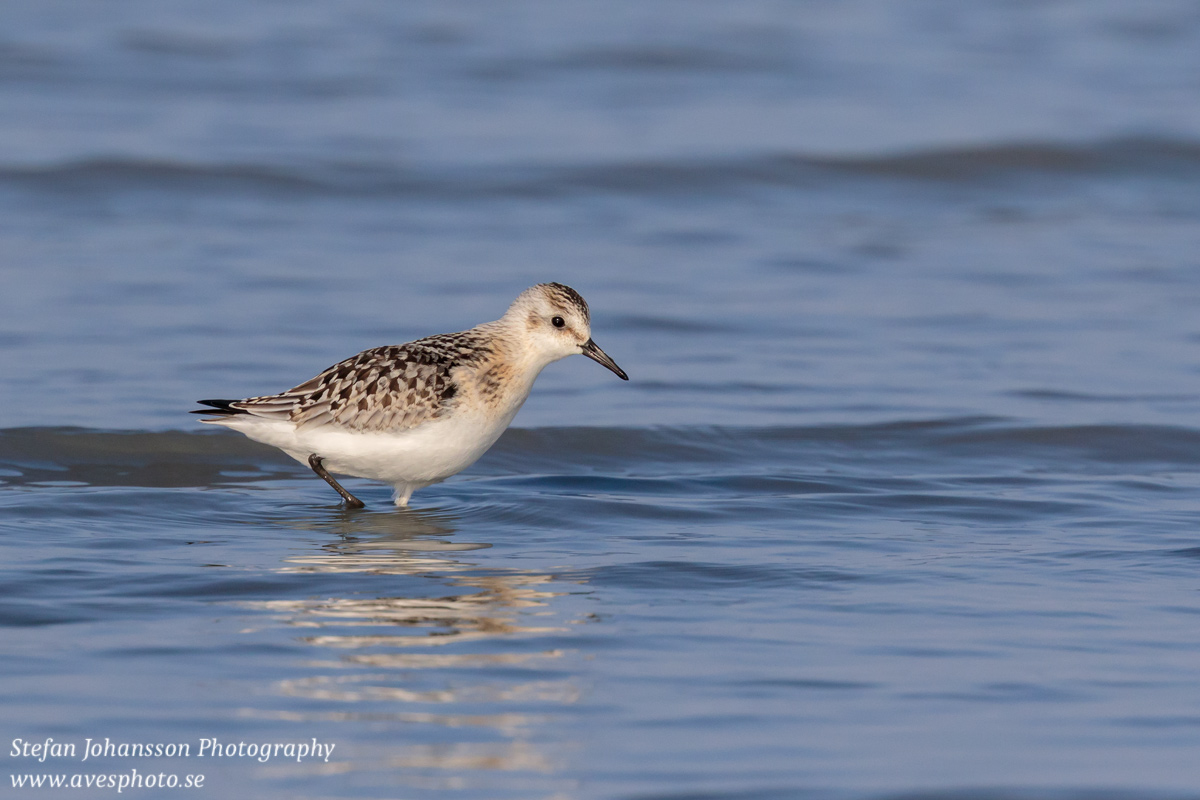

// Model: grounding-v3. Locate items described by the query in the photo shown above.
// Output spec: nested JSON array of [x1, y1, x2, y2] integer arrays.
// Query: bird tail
[[190, 399, 248, 417]]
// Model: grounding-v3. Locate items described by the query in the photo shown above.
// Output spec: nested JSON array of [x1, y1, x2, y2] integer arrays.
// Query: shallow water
[[4, 2, 1200, 799]]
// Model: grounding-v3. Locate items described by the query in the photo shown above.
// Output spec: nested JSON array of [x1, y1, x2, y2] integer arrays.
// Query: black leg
[[308, 454, 365, 509]]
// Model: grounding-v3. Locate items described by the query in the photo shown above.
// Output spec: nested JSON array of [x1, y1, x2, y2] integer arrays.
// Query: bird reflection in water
[[241, 506, 585, 793]]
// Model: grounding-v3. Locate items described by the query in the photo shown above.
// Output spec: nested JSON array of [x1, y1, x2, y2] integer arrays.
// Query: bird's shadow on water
[[266, 501, 493, 553], [241, 500, 578, 642], [231, 499, 583, 784]]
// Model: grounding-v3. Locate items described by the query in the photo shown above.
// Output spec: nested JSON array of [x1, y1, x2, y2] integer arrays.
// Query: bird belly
[[211, 413, 511, 487]]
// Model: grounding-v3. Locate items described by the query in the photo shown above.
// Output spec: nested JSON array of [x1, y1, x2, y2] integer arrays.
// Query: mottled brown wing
[[229, 333, 490, 433]]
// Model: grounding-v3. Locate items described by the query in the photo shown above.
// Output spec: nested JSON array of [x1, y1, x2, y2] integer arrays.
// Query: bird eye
[[551, 316, 565, 328]]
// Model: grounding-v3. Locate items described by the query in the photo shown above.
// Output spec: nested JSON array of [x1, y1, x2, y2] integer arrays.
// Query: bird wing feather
[[227, 333, 491, 433]]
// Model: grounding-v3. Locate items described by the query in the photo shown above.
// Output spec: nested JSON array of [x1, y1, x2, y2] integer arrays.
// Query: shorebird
[[193, 283, 627, 508]]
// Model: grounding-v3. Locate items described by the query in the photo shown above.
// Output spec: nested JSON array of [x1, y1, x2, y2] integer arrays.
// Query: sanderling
[[192, 283, 627, 508]]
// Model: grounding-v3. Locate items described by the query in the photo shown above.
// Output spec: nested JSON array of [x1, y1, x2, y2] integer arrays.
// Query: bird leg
[[393, 485, 414, 508], [308, 454, 365, 509]]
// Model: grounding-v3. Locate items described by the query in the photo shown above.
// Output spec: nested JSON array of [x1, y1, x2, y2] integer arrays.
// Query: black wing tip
[[191, 398, 247, 417]]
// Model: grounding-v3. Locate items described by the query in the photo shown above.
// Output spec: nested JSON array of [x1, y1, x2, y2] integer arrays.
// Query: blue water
[[5, 2, 1200, 798]]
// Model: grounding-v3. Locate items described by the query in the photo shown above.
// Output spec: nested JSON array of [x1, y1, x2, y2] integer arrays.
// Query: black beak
[[581, 339, 629, 380]]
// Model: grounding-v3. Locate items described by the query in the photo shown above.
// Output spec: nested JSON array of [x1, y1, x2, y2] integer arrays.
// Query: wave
[[4, 138, 1200, 198], [0, 427, 295, 488], [3, 419, 1199, 489]]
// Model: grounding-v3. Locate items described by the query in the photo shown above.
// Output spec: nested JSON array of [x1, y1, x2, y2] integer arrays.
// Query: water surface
[[4, 2, 1200, 798]]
